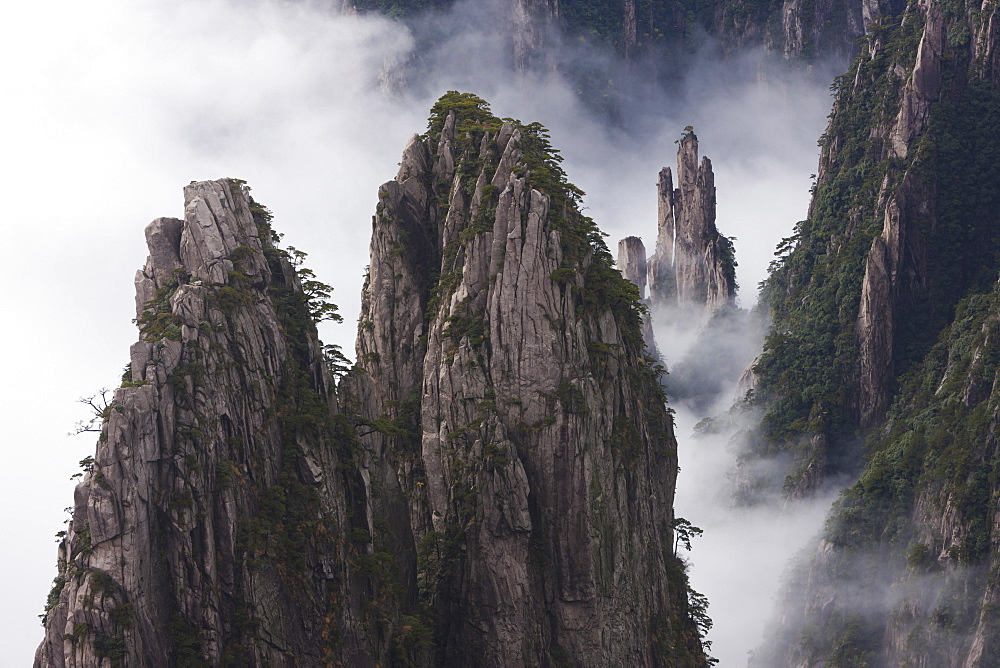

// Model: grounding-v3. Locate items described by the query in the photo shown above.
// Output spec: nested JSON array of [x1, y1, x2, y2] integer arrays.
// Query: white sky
[[0, 0, 837, 663]]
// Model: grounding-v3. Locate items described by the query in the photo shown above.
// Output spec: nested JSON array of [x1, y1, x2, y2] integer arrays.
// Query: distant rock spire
[[646, 130, 737, 314]]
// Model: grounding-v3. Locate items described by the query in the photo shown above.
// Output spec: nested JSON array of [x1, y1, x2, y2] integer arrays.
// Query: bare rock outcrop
[[348, 95, 707, 665], [35, 180, 379, 667], [617, 236, 648, 298], [857, 171, 928, 426], [647, 131, 737, 316], [617, 236, 660, 358]]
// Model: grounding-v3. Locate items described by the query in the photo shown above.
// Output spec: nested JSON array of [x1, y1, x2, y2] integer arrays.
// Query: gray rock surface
[[36, 107, 708, 665], [617, 236, 648, 299], [647, 133, 737, 316], [348, 107, 707, 665], [36, 180, 379, 667], [617, 236, 660, 359]]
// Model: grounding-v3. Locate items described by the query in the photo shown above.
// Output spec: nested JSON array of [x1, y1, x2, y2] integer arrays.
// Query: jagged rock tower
[[35, 180, 378, 666], [35, 95, 708, 666], [348, 92, 706, 664], [646, 131, 737, 315]]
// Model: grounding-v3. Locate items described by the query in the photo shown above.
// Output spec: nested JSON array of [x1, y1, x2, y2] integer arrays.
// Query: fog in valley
[[654, 306, 851, 663], [4, 0, 847, 663]]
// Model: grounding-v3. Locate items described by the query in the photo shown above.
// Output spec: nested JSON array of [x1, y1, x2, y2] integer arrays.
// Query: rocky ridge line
[[35, 96, 711, 666]]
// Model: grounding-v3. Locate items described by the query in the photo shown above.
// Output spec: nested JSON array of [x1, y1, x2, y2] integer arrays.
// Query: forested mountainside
[[747, 0, 1000, 659], [348, 0, 902, 62], [35, 97, 709, 666], [753, 0, 1000, 490]]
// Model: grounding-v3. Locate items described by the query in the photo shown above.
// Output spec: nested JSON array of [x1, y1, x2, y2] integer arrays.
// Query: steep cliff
[[36, 96, 709, 665], [647, 132, 737, 316], [347, 91, 708, 665], [35, 180, 382, 666], [617, 236, 660, 357], [752, 0, 1000, 660], [757, 284, 1000, 666], [617, 236, 648, 299], [754, 0, 1000, 494]]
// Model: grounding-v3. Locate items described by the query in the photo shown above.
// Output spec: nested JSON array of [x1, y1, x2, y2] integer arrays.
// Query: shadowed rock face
[[647, 133, 736, 317], [36, 100, 707, 666]]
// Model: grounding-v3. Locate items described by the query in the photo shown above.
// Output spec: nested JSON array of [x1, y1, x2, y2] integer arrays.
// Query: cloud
[[671, 400, 845, 665]]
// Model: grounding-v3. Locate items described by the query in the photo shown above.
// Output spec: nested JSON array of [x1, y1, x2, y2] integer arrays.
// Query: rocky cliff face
[[36, 96, 709, 665], [509, 0, 559, 70], [617, 236, 660, 359], [754, 0, 1000, 659], [647, 132, 736, 316], [755, 0, 1000, 494], [617, 236, 648, 299], [347, 92, 707, 665], [35, 180, 382, 666], [758, 282, 1000, 666]]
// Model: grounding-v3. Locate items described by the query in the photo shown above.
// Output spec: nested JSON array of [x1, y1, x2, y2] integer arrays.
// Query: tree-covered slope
[[751, 0, 1000, 661], [754, 0, 1000, 495]]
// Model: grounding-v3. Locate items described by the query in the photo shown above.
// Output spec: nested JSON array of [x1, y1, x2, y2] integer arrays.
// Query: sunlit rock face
[[617, 236, 660, 358], [617, 236, 648, 300]]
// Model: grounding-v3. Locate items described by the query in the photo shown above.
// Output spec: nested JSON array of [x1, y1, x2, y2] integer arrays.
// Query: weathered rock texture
[[346, 94, 707, 665], [647, 132, 736, 316], [617, 236, 660, 359], [509, 0, 559, 70], [617, 236, 648, 299], [36, 98, 709, 666], [35, 180, 383, 666]]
